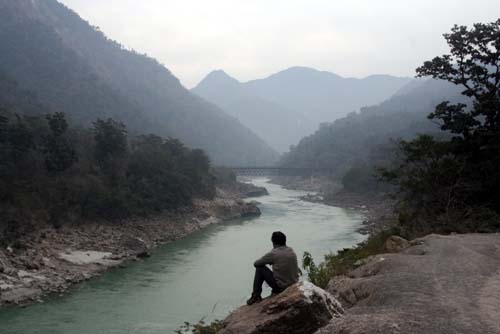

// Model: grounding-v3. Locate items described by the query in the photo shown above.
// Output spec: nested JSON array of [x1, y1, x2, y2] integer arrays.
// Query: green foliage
[[416, 19, 500, 138], [175, 320, 223, 334], [302, 252, 331, 288], [0, 110, 216, 228], [341, 164, 386, 193], [43, 112, 77, 173], [383, 19, 500, 235], [303, 228, 402, 288], [212, 167, 237, 186], [93, 118, 127, 183]]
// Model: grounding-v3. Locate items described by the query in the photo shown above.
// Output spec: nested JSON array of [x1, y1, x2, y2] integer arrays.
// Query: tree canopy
[[384, 19, 500, 235]]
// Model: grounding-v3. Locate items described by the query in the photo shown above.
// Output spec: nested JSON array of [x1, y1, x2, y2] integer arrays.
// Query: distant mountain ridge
[[193, 70, 316, 152], [192, 67, 412, 152], [0, 0, 278, 166]]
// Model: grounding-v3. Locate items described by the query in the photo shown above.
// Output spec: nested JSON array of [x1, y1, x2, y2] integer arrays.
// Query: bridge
[[228, 167, 334, 177]]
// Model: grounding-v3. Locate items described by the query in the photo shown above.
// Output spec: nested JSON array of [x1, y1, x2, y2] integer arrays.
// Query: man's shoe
[[246, 294, 262, 305]]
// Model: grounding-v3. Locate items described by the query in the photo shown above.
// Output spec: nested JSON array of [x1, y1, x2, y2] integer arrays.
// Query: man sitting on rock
[[246, 231, 299, 305]]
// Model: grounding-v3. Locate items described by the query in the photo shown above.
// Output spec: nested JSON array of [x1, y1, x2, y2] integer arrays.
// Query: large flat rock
[[319, 233, 500, 334]]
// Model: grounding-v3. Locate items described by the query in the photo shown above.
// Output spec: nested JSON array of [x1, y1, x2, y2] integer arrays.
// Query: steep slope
[[0, 71, 48, 115], [0, 0, 278, 166], [192, 70, 316, 152], [280, 79, 464, 174]]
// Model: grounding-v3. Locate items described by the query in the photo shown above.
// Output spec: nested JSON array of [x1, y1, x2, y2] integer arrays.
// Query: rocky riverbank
[[270, 176, 395, 236], [0, 185, 265, 308]]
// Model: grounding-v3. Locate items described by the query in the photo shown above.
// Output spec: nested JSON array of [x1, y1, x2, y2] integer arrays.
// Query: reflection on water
[[0, 178, 365, 334]]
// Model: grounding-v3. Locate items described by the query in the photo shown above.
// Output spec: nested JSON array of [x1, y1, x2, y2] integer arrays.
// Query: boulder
[[121, 237, 150, 258], [0, 250, 12, 274], [243, 187, 269, 198], [237, 183, 269, 198], [0, 287, 42, 304], [240, 203, 261, 218], [219, 282, 344, 334], [384, 235, 409, 253]]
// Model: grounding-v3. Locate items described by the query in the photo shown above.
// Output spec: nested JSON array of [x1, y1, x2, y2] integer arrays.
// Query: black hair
[[271, 231, 286, 246]]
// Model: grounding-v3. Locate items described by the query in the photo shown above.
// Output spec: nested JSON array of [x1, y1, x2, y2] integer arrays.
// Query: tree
[[43, 112, 77, 173], [383, 19, 500, 234], [417, 19, 500, 211], [92, 118, 127, 184], [416, 19, 500, 138]]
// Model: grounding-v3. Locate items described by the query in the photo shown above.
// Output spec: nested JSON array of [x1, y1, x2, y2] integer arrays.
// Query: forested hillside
[[193, 67, 411, 152], [0, 0, 278, 166], [0, 89, 215, 229], [280, 79, 464, 175]]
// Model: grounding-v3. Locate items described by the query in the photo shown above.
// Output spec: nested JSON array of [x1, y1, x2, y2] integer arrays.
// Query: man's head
[[271, 231, 287, 247]]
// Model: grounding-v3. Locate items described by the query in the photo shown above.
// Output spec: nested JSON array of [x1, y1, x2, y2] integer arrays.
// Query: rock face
[[319, 234, 500, 334], [241, 203, 262, 217], [383, 235, 409, 253], [121, 237, 150, 258], [219, 282, 343, 334], [236, 182, 270, 198]]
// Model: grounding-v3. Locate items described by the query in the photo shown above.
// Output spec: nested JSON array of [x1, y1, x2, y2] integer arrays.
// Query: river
[[0, 178, 366, 334]]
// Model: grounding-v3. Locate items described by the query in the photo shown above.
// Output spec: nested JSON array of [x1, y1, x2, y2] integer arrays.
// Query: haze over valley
[[1, 1, 500, 334], [193, 67, 411, 152]]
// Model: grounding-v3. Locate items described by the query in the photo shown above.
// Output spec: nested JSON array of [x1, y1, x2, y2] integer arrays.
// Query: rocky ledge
[[320, 233, 500, 334], [0, 187, 262, 308], [218, 234, 500, 334], [219, 282, 343, 334]]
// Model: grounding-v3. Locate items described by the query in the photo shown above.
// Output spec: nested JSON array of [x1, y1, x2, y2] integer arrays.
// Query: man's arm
[[254, 251, 274, 267]]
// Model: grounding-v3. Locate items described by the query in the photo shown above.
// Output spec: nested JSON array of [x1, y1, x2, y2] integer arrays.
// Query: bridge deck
[[227, 167, 333, 177]]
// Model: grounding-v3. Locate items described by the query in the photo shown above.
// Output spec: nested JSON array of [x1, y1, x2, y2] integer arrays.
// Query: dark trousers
[[253, 266, 282, 296]]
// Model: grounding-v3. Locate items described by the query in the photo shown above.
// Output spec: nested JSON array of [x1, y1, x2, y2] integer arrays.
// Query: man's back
[[254, 245, 299, 288]]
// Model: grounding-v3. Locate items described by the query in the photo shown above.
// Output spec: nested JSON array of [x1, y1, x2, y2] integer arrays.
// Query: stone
[[243, 188, 269, 198], [17, 270, 31, 279], [58, 251, 113, 265], [121, 237, 150, 258], [219, 282, 343, 334], [0, 283, 14, 291], [240, 203, 261, 218], [42, 257, 57, 269], [0, 250, 12, 274], [1, 287, 42, 304], [384, 235, 410, 253]]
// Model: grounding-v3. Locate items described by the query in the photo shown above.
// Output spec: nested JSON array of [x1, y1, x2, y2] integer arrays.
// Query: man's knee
[[255, 266, 267, 274]]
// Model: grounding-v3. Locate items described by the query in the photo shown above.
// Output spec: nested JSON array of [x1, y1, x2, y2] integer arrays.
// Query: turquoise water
[[0, 178, 365, 334]]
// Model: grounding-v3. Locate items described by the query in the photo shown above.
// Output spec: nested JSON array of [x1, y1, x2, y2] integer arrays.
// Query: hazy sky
[[59, 0, 500, 88]]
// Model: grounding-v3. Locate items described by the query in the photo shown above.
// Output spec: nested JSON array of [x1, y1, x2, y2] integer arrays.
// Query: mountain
[[0, 0, 278, 166], [193, 66, 411, 152], [193, 70, 316, 152], [279, 78, 465, 175]]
